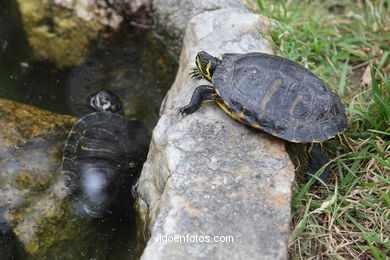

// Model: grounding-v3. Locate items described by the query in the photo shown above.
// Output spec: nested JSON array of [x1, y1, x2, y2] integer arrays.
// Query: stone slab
[[137, 8, 294, 260]]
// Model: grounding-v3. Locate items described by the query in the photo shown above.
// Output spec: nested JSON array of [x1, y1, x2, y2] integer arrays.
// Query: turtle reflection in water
[[180, 51, 352, 182], [61, 90, 149, 217]]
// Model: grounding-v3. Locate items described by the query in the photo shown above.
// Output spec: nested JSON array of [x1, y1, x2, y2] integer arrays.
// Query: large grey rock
[[0, 99, 131, 259], [0, 99, 83, 258], [137, 8, 294, 260], [152, 0, 247, 55]]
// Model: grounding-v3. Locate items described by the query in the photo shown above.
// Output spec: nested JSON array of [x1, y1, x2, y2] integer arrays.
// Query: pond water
[[0, 0, 177, 259], [0, 0, 177, 132]]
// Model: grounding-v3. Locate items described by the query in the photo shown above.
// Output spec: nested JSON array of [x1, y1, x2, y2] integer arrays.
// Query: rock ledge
[[137, 5, 294, 260]]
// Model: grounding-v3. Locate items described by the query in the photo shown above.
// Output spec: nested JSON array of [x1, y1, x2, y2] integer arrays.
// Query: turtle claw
[[189, 68, 202, 79], [178, 106, 188, 116], [179, 104, 195, 116]]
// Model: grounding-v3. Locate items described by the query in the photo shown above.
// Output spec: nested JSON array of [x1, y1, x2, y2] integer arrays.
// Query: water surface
[[0, 0, 177, 259]]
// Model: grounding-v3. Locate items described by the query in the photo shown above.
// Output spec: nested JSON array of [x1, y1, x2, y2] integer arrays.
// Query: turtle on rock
[[61, 90, 149, 217], [180, 51, 352, 183]]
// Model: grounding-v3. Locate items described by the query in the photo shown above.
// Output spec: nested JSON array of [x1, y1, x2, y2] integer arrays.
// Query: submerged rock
[[15, 0, 151, 67], [16, 0, 102, 67], [137, 5, 294, 260], [0, 98, 74, 256]]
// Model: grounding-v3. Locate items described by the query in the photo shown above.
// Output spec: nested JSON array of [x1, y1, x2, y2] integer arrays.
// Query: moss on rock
[[0, 99, 111, 258]]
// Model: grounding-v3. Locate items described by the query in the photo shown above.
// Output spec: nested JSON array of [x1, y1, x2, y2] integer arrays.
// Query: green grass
[[251, 0, 390, 259]]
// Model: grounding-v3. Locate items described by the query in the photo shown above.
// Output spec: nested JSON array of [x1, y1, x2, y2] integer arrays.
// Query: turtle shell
[[61, 111, 149, 217], [212, 52, 347, 143]]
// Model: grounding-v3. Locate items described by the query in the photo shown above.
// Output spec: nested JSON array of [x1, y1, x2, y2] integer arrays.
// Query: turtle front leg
[[306, 143, 331, 184], [179, 85, 217, 115]]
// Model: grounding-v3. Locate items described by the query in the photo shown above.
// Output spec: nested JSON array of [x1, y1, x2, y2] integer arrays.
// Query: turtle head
[[88, 90, 122, 113], [195, 51, 220, 81]]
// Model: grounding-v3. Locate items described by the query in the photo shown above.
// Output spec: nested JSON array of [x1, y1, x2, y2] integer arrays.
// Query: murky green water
[[0, 0, 177, 132], [0, 0, 177, 259]]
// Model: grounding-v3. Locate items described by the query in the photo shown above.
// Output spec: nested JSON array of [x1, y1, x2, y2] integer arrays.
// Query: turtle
[[61, 90, 149, 217], [179, 51, 352, 182]]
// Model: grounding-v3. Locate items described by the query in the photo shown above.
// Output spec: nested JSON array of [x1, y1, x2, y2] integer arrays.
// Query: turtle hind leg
[[179, 85, 217, 115], [306, 143, 331, 184]]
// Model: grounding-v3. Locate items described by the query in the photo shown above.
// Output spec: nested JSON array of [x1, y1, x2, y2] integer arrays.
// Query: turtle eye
[[197, 55, 208, 66]]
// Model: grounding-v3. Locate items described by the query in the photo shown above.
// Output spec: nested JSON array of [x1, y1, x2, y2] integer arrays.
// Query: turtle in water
[[180, 51, 352, 182], [61, 90, 149, 217]]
